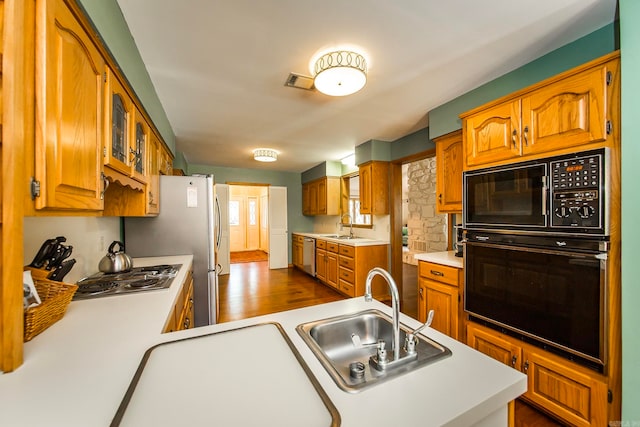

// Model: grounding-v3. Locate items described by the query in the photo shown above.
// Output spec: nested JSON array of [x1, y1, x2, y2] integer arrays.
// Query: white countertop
[[293, 232, 389, 247], [0, 254, 525, 427], [414, 250, 464, 269]]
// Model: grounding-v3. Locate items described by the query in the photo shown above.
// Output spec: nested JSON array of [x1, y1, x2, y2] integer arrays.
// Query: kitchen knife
[[48, 245, 73, 270], [28, 236, 66, 269], [49, 259, 76, 282], [45, 239, 70, 270]]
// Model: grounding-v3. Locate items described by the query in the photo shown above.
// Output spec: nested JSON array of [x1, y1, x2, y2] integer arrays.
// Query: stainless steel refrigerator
[[124, 175, 219, 326]]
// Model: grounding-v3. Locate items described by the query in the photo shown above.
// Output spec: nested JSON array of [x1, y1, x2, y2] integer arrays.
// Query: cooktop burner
[[74, 264, 181, 300]]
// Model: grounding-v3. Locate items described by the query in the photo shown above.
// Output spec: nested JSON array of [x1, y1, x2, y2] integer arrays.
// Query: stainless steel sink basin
[[296, 309, 452, 392]]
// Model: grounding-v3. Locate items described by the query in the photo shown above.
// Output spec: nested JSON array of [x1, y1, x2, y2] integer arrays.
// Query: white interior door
[[268, 186, 288, 269]]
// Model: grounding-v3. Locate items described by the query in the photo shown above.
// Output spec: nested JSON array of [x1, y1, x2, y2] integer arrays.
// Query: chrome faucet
[[341, 213, 354, 238], [364, 267, 400, 362]]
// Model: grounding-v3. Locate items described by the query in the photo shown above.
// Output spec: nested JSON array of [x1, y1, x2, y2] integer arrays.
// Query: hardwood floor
[[218, 261, 345, 322], [218, 261, 562, 426]]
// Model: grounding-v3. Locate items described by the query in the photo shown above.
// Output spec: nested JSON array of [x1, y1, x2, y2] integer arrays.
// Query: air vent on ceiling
[[285, 72, 315, 90]]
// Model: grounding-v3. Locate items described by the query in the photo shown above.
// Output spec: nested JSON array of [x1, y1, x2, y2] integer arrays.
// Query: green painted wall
[[355, 139, 392, 165], [187, 163, 314, 262], [390, 127, 433, 160], [620, 1, 640, 422], [429, 23, 618, 139], [76, 0, 176, 152]]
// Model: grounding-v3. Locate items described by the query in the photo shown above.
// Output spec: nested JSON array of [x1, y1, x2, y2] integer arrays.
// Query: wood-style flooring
[[217, 260, 564, 427]]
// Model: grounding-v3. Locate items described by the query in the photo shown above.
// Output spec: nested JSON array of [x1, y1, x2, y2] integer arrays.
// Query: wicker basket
[[24, 268, 78, 342]]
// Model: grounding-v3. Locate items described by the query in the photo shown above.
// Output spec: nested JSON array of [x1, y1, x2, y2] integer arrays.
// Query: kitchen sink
[[296, 309, 452, 392]]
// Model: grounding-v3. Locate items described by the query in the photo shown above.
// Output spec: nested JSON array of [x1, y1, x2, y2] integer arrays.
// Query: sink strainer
[[349, 361, 366, 380]]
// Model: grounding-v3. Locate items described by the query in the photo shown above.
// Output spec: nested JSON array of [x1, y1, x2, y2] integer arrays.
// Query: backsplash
[[23, 217, 121, 283], [311, 214, 391, 241]]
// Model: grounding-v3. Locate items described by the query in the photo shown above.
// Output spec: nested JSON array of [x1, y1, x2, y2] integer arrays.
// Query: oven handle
[[467, 241, 608, 260]]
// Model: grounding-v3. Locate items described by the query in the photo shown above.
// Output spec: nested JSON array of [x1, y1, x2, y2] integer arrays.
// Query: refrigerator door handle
[[215, 194, 222, 250]]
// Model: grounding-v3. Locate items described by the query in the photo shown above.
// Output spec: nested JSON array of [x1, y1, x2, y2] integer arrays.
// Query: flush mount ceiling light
[[312, 50, 367, 97], [253, 148, 278, 162]]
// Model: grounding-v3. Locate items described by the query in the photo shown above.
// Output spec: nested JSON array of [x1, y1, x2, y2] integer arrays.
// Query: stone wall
[[403, 157, 447, 265]]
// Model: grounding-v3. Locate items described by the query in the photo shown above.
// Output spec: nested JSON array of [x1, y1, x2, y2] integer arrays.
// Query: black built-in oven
[[462, 148, 610, 372], [464, 231, 607, 371]]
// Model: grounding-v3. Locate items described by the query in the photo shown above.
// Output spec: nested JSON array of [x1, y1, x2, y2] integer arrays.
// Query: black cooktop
[[74, 264, 181, 300]]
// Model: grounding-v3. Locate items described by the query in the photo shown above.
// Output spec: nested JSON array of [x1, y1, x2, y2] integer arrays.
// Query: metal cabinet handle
[[511, 129, 517, 147], [523, 126, 529, 146], [438, 193, 442, 203], [523, 360, 529, 373], [184, 317, 191, 328], [430, 270, 444, 277], [419, 287, 424, 299], [511, 355, 517, 367], [100, 172, 109, 200]]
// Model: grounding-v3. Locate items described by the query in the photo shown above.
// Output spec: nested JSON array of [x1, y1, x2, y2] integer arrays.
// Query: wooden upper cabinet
[[131, 108, 149, 184], [34, 0, 105, 211], [522, 64, 608, 156], [359, 161, 389, 215], [146, 132, 161, 215], [464, 100, 521, 168], [301, 177, 340, 216], [462, 55, 618, 169], [435, 130, 463, 213], [104, 68, 133, 177]]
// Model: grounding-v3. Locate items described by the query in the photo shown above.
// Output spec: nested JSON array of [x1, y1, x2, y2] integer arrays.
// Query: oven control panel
[[550, 152, 603, 229]]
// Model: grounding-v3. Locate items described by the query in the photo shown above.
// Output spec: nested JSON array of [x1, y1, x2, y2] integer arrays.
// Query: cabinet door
[[435, 130, 463, 213], [317, 179, 327, 214], [104, 69, 133, 176], [131, 108, 148, 184], [35, 0, 105, 210], [326, 252, 339, 289], [359, 163, 372, 214], [146, 133, 160, 215], [315, 248, 326, 282], [523, 349, 608, 427], [422, 278, 459, 339], [522, 65, 608, 157], [302, 183, 311, 215], [418, 280, 427, 323], [308, 181, 319, 215], [466, 322, 523, 370], [464, 100, 521, 168]]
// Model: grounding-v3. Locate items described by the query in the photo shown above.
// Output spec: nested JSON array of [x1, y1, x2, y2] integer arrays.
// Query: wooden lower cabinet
[[292, 234, 304, 269], [466, 321, 608, 427], [314, 241, 388, 299], [163, 271, 194, 333], [417, 261, 463, 340]]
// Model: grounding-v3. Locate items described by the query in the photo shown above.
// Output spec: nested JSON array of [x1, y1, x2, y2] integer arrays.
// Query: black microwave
[[463, 148, 609, 236]]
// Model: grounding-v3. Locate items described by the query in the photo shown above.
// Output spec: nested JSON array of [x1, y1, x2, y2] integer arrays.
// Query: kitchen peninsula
[[0, 256, 525, 426]]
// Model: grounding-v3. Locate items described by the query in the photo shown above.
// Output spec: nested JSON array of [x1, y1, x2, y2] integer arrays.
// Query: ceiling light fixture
[[313, 50, 367, 97], [253, 148, 278, 162]]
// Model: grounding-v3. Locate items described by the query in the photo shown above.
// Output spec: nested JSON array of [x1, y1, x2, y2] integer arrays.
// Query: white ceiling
[[116, 0, 617, 173]]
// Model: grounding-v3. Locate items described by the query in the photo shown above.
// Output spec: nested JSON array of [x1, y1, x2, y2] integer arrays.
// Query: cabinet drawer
[[339, 280, 355, 297], [338, 256, 355, 270], [327, 242, 339, 253], [316, 239, 326, 249], [339, 267, 354, 283], [293, 234, 305, 243], [419, 261, 459, 286], [338, 245, 355, 257]]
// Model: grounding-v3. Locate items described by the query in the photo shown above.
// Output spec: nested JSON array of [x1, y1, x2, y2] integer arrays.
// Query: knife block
[[23, 266, 78, 342]]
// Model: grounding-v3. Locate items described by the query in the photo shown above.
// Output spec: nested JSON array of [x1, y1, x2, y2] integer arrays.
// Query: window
[[229, 200, 240, 226], [342, 174, 371, 227]]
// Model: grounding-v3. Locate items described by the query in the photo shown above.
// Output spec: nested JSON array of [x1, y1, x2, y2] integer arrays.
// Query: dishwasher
[[302, 237, 316, 277]]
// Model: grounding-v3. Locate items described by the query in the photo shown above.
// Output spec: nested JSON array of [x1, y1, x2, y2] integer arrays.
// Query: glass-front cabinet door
[[105, 68, 133, 176], [131, 107, 148, 183]]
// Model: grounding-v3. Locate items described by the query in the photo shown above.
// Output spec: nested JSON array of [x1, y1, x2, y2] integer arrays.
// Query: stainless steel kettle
[[99, 241, 133, 273]]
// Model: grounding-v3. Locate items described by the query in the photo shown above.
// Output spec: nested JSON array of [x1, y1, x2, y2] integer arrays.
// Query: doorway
[[229, 184, 269, 262]]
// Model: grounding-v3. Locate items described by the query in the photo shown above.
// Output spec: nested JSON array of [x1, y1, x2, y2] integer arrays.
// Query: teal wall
[[301, 161, 342, 184], [187, 163, 314, 262], [77, 0, 176, 152], [355, 139, 392, 165], [429, 23, 618, 139], [620, 1, 640, 422], [390, 127, 433, 160]]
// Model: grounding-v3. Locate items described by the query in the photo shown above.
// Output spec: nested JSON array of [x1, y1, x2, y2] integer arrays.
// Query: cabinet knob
[[511, 130, 517, 147], [523, 126, 529, 146], [523, 360, 529, 373], [511, 355, 517, 367]]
